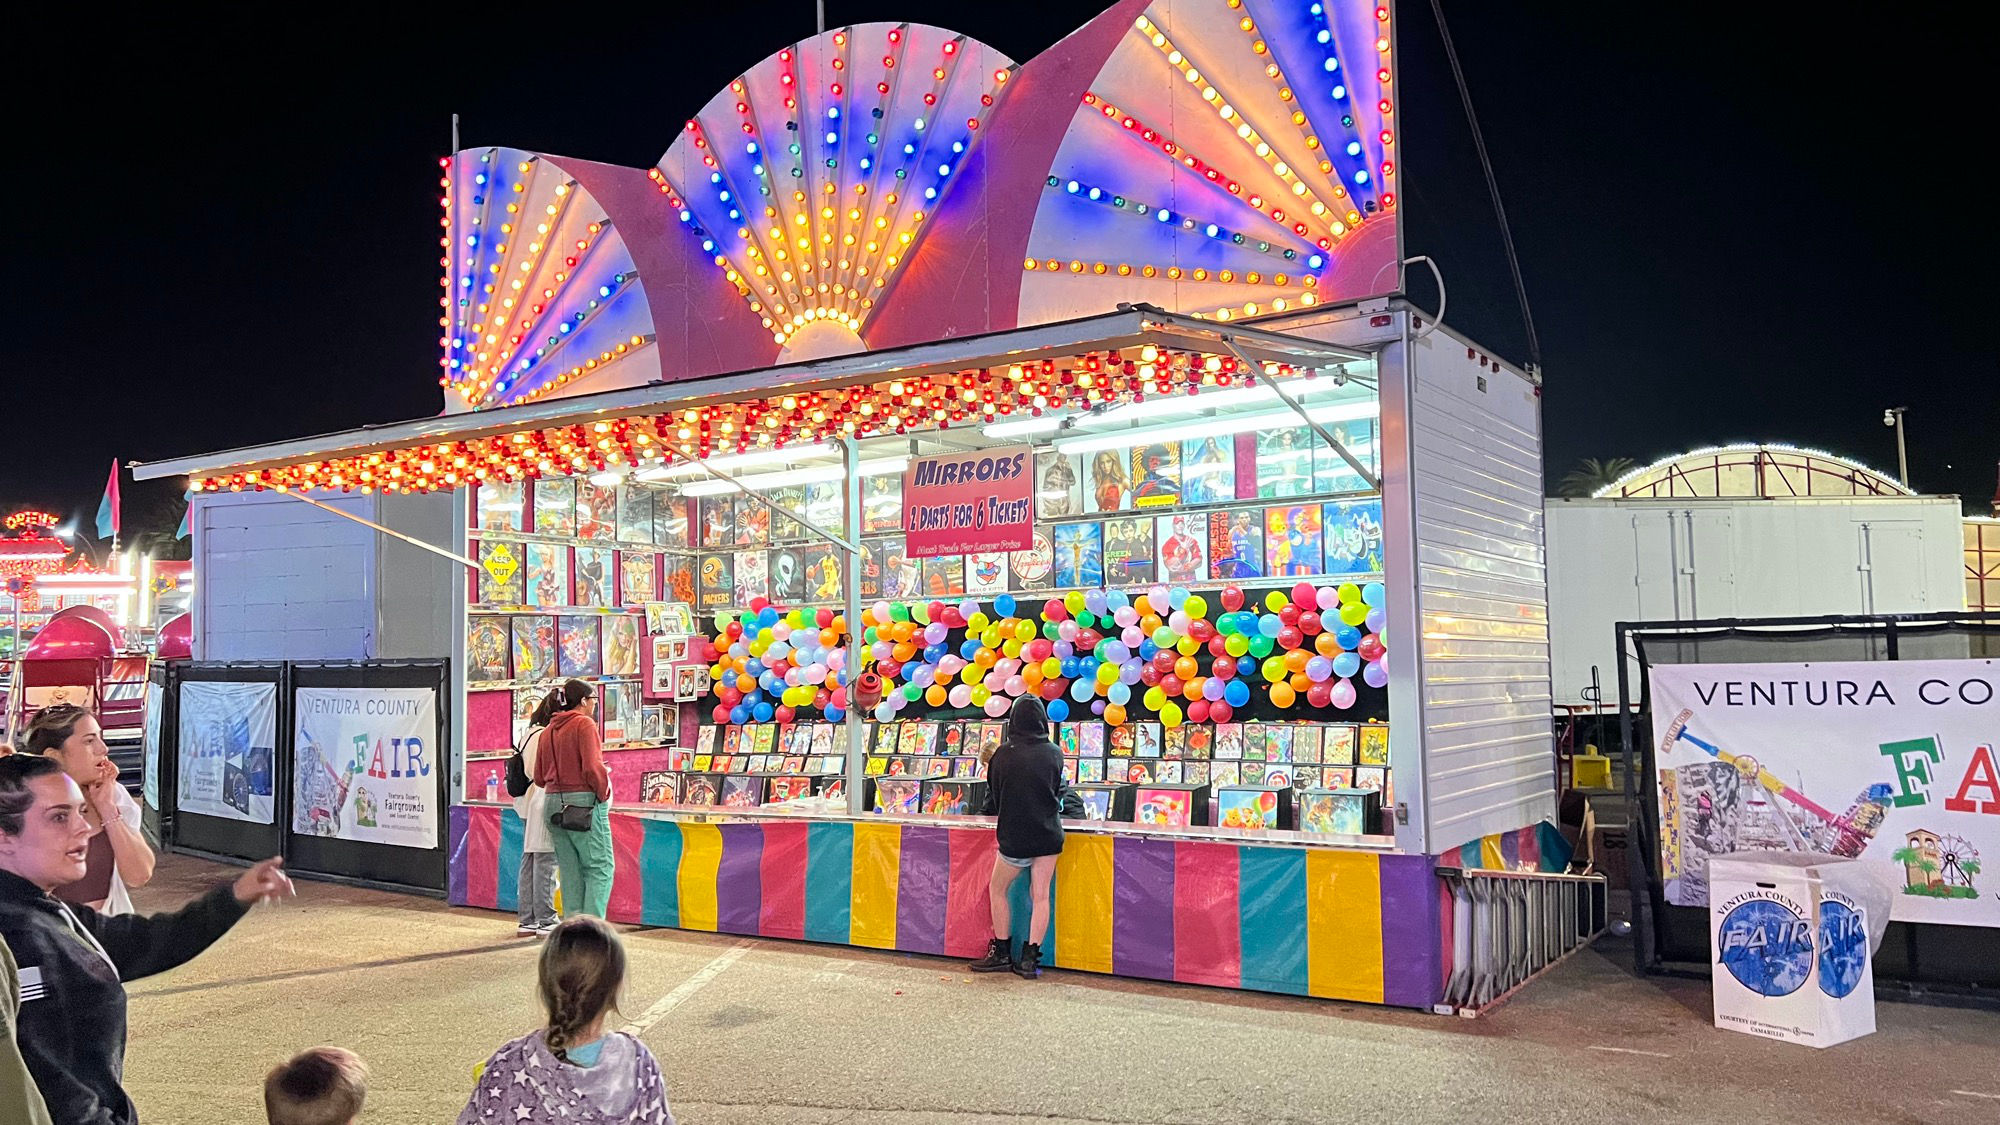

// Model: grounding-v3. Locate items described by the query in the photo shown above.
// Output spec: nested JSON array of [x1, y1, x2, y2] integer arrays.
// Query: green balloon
[[1075, 610, 1097, 630], [1042, 620, 1062, 640], [912, 602, 931, 625], [1248, 634, 1276, 659], [903, 683, 922, 701], [890, 603, 910, 622]]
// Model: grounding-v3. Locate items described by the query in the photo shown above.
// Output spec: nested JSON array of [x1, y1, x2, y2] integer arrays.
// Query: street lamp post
[[1881, 407, 1909, 487]]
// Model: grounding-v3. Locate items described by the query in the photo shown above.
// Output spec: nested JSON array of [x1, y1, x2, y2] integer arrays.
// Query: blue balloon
[[1168, 586, 1190, 610], [824, 705, 845, 722], [1108, 681, 1132, 705], [1224, 679, 1251, 708], [1138, 639, 1160, 661], [1047, 698, 1070, 722], [1059, 657, 1080, 679], [873, 701, 897, 722], [729, 705, 751, 724], [1106, 589, 1130, 611], [924, 643, 947, 664], [757, 607, 779, 627], [1362, 582, 1387, 609], [1335, 624, 1363, 651], [995, 593, 1017, 618], [753, 701, 775, 722], [960, 639, 982, 660], [1258, 614, 1283, 638], [1332, 651, 1361, 679], [1070, 677, 1094, 702]]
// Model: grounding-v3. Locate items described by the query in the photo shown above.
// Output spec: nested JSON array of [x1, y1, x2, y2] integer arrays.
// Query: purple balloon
[[1362, 659, 1389, 689], [1090, 699, 1106, 715], [1202, 676, 1226, 701], [1305, 655, 1334, 682]]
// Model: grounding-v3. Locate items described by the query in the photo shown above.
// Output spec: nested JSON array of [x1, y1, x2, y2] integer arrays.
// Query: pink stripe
[[944, 828, 999, 956], [605, 813, 647, 924], [465, 806, 500, 909], [759, 822, 810, 940], [1172, 841, 1241, 987], [1517, 826, 1541, 871]]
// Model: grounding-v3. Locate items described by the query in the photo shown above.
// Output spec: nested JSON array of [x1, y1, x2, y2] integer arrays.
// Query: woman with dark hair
[[20, 705, 152, 916], [970, 695, 1066, 979], [458, 916, 675, 1124], [532, 679, 615, 918], [0, 754, 292, 1124], [513, 690, 562, 936]]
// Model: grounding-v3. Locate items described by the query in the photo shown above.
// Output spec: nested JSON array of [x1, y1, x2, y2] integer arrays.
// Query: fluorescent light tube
[[680, 456, 909, 497]]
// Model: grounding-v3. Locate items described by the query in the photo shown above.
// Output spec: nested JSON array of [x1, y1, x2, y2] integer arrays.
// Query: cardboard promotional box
[[1707, 852, 1892, 1048]]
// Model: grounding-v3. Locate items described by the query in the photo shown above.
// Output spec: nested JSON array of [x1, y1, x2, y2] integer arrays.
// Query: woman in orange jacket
[[530, 680, 615, 918]]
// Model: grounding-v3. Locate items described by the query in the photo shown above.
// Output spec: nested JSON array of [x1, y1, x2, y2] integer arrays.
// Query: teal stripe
[[496, 808, 524, 914], [639, 820, 683, 928], [804, 822, 854, 944], [1238, 846, 1308, 995]]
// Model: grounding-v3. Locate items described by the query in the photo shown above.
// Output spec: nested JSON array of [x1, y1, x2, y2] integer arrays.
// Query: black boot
[[1012, 941, 1043, 979], [969, 937, 1013, 972]]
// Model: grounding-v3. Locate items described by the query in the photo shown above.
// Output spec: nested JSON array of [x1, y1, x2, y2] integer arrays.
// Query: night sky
[[7, 2, 1994, 546]]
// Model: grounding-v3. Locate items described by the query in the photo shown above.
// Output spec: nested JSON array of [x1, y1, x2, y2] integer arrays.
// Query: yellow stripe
[[849, 821, 902, 949], [1305, 849, 1384, 1003], [1052, 835, 1115, 973], [677, 823, 722, 932], [1479, 833, 1505, 871]]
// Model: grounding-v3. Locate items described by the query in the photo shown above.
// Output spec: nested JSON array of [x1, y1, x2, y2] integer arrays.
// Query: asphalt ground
[[115, 854, 1998, 1124]]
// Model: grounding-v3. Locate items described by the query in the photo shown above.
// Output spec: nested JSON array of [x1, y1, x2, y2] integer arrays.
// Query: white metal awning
[[129, 308, 1371, 482]]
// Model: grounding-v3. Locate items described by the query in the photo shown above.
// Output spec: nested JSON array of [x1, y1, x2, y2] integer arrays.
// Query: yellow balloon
[[1159, 701, 1184, 728], [1184, 595, 1208, 619], [1001, 638, 1024, 659], [1016, 620, 1036, 642], [970, 685, 991, 707], [1041, 657, 1062, 679], [1340, 604, 1369, 627], [1265, 590, 1289, 612], [967, 612, 989, 631], [1176, 635, 1200, 657]]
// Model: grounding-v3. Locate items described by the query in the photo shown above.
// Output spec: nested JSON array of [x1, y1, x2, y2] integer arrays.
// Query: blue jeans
[[517, 851, 558, 929]]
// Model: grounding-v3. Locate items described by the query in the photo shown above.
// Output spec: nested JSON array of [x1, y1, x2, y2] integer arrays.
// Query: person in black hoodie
[[970, 696, 1066, 979], [0, 754, 293, 1124]]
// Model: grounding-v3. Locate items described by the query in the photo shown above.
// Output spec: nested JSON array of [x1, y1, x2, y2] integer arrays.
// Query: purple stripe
[[895, 825, 951, 955], [1112, 837, 1176, 981], [714, 823, 765, 935], [447, 806, 469, 906], [1378, 853, 1443, 1009]]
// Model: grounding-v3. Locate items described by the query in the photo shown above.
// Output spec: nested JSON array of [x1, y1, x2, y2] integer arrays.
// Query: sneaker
[[516, 925, 541, 937], [968, 938, 1013, 973], [1012, 942, 1043, 979], [534, 923, 559, 936]]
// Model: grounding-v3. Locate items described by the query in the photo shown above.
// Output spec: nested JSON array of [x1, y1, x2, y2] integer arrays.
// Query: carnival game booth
[[134, 0, 1570, 1010]]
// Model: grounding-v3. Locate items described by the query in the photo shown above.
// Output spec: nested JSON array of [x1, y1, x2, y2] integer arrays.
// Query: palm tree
[[1556, 457, 1640, 498]]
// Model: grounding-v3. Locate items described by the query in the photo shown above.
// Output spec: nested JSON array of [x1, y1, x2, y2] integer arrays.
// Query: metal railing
[[1438, 866, 1607, 1014]]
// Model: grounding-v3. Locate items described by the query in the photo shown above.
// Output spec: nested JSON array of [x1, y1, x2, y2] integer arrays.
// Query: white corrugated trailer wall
[[1381, 319, 1554, 851], [1267, 303, 1553, 853], [1546, 496, 1969, 707]]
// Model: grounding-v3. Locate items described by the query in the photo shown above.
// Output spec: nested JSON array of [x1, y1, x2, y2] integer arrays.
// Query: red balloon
[[1038, 678, 1064, 701], [942, 607, 965, 628], [879, 659, 903, 681], [1151, 650, 1179, 675], [1187, 699, 1211, 724], [1212, 655, 1238, 680], [828, 686, 847, 709], [751, 596, 771, 612], [1043, 599, 1068, 622], [928, 601, 947, 622], [1291, 581, 1317, 607], [1358, 635, 1386, 662], [1075, 628, 1101, 652], [711, 704, 732, 723], [1209, 701, 1233, 723], [725, 621, 744, 639], [718, 685, 743, 706], [1139, 665, 1162, 687], [1278, 604, 1302, 627], [1221, 585, 1244, 612], [1188, 619, 1216, 642], [774, 705, 796, 724], [1306, 681, 1334, 709], [1277, 626, 1305, 651], [1160, 674, 1183, 698], [815, 607, 834, 628], [1298, 611, 1323, 636]]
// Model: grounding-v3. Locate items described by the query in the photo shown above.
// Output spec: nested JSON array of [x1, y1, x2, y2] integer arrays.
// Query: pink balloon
[[983, 694, 1011, 717], [948, 683, 973, 708], [1330, 678, 1357, 709]]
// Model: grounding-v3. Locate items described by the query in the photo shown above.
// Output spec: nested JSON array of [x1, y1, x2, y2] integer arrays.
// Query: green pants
[[547, 792, 614, 919]]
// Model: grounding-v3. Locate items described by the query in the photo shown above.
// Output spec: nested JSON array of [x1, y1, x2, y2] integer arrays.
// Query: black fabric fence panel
[[166, 662, 289, 866], [140, 661, 179, 845], [1617, 613, 2000, 1002]]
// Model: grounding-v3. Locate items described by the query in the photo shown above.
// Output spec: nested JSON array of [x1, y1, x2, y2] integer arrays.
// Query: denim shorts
[[998, 853, 1035, 869]]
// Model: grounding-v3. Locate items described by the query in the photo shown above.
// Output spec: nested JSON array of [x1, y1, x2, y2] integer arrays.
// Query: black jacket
[[980, 699, 1066, 858], [0, 869, 248, 1124]]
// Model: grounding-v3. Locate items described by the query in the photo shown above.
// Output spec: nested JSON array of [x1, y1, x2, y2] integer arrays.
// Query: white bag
[[1707, 851, 1894, 1048]]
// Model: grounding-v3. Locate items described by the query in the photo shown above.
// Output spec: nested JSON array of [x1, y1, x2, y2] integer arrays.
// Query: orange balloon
[[976, 647, 999, 668], [1173, 656, 1198, 681], [1284, 648, 1311, 674], [1289, 671, 1312, 693], [1183, 675, 1206, 701], [1022, 665, 1044, 689], [1270, 681, 1297, 708], [925, 685, 948, 707], [1140, 614, 1163, 635], [820, 628, 839, 647], [736, 674, 756, 693], [1315, 633, 1340, 658], [830, 614, 847, 634], [1133, 595, 1154, 617], [892, 642, 916, 663], [1104, 703, 1127, 726]]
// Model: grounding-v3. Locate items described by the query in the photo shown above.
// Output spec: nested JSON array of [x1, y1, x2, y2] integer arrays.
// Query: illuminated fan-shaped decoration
[[439, 147, 656, 410], [1020, 0, 1398, 324], [654, 24, 1014, 358]]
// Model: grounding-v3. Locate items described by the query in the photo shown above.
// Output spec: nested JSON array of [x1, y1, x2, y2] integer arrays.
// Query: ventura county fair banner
[[292, 687, 440, 850], [902, 445, 1034, 558], [176, 681, 278, 824], [1652, 660, 1999, 928]]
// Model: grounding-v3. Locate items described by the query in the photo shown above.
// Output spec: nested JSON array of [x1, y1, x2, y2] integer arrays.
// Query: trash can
[[1707, 851, 1893, 1048]]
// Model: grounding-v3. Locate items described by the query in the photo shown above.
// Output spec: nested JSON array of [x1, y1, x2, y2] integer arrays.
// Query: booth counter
[[450, 801, 1445, 1008]]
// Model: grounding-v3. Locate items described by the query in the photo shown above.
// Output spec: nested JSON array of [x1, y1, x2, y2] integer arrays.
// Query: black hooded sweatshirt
[[980, 697, 1066, 858], [0, 869, 247, 1124]]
